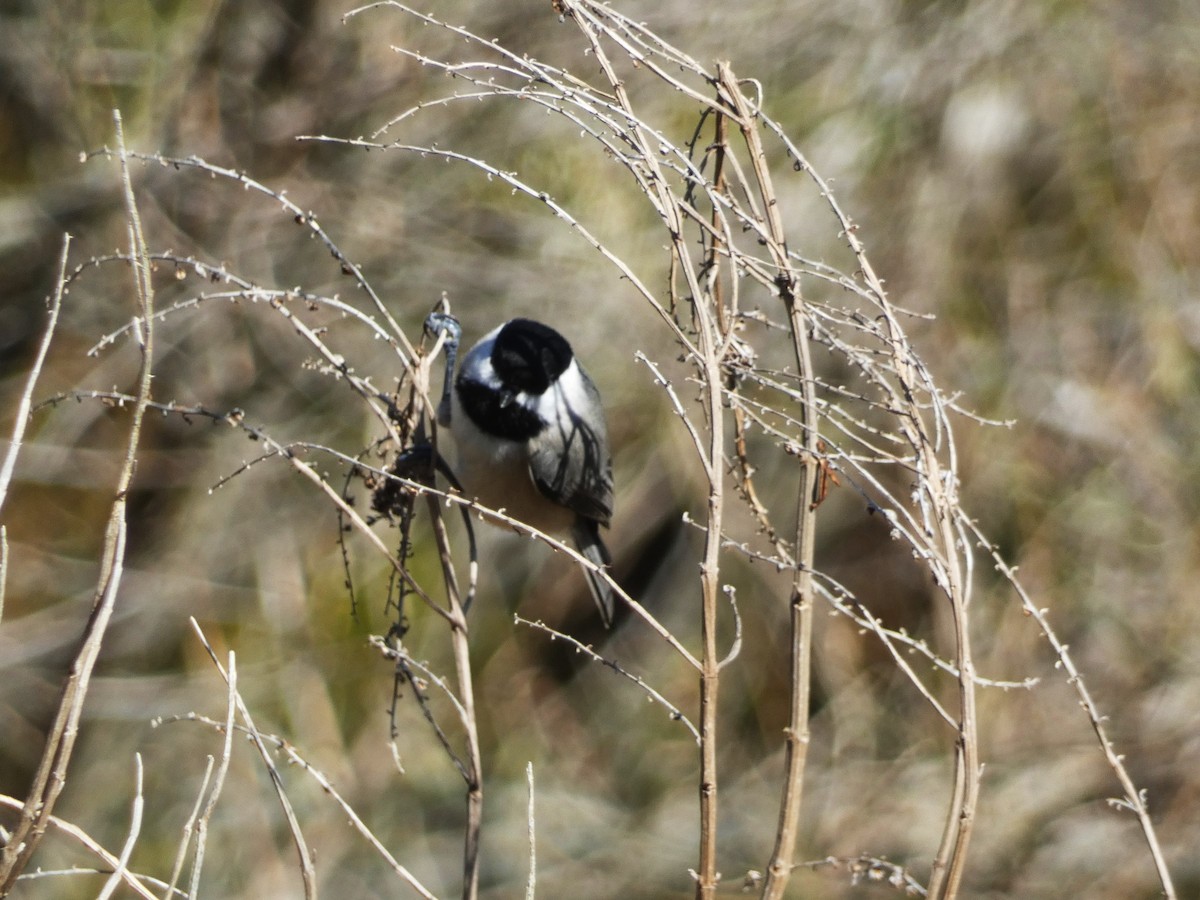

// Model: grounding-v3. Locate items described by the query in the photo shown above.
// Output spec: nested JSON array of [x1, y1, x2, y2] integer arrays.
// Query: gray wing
[[528, 369, 613, 527]]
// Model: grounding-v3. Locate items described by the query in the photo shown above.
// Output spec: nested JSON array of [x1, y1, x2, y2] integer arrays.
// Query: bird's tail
[[572, 518, 615, 627]]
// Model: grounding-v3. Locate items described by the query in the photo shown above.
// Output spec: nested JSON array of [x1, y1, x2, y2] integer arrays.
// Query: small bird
[[425, 314, 616, 626]]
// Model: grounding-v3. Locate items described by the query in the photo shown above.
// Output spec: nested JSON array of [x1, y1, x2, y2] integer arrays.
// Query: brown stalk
[[414, 331, 483, 900], [714, 64, 820, 900], [806, 146, 978, 895], [693, 276, 726, 900], [0, 111, 155, 894], [424, 494, 482, 900], [561, 10, 726, 894]]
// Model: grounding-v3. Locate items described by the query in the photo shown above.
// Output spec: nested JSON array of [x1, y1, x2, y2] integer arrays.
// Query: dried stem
[[515, 615, 700, 742], [189, 621, 317, 898], [525, 762, 536, 900], [0, 527, 7, 628], [0, 795, 162, 900], [0, 233, 68, 514], [415, 337, 484, 900], [166, 712, 437, 898], [96, 753, 144, 900], [713, 63, 820, 899], [0, 112, 155, 895], [186, 647, 238, 898], [160, 755, 213, 900], [971, 526, 1177, 899]]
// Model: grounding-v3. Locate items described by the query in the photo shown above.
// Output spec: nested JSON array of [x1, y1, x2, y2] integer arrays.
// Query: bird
[[425, 313, 616, 626]]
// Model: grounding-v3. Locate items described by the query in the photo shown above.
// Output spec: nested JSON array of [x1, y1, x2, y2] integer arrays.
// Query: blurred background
[[1, 0, 1197, 897]]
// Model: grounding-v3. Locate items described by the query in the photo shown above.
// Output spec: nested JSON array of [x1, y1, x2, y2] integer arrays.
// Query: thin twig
[[969, 524, 1177, 899], [97, 753, 144, 900], [0, 232, 68, 513], [515, 616, 700, 742], [188, 648, 237, 898], [525, 762, 536, 900], [166, 714, 438, 898], [794, 855, 927, 896], [370, 638, 471, 782], [189, 621, 318, 899], [160, 755, 213, 900], [0, 526, 7, 627]]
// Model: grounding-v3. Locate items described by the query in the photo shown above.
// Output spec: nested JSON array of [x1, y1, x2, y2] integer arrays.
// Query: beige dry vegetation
[[0, 1, 1197, 898]]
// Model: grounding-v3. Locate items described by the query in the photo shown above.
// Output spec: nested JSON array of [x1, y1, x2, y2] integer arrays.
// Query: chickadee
[[425, 314, 616, 626]]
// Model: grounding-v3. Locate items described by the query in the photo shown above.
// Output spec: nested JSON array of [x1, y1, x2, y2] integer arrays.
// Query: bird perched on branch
[[425, 313, 616, 626]]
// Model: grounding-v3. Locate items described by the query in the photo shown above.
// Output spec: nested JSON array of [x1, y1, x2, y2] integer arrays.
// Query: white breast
[[447, 387, 577, 535]]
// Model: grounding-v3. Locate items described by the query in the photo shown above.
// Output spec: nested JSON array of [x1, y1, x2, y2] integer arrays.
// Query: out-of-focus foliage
[[0, 0, 1196, 897]]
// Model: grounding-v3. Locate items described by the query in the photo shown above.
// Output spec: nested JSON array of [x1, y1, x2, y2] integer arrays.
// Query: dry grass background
[[1, 0, 1198, 897]]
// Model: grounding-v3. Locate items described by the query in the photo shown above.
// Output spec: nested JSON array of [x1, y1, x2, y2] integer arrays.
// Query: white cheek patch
[[535, 361, 588, 426], [457, 330, 501, 389]]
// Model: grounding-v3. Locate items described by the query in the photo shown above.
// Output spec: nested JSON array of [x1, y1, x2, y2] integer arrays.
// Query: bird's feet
[[423, 310, 461, 351]]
